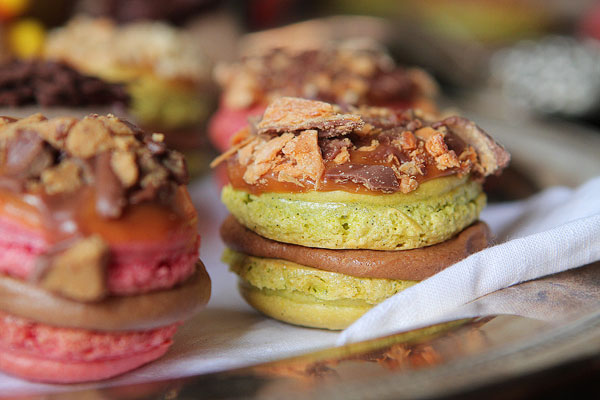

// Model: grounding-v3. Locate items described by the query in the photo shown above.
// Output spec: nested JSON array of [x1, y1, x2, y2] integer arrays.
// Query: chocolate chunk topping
[[0, 60, 129, 107], [95, 152, 126, 218], [324, 164, 400, 193], [1, 129, 54, 179], [321, 138, 352, 161]]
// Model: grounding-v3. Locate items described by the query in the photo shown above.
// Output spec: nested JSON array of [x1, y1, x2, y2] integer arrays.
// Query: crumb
[[41, 160, 82, 195]]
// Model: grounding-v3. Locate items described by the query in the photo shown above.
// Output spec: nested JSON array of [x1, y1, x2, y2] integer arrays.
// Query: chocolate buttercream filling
[[0, 261, 210, 331], [221, 216, 490, 281]]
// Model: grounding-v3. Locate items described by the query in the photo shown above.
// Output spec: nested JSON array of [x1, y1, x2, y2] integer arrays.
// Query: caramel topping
[[215, 97, 510, 195], [0, 185, 197, 245]]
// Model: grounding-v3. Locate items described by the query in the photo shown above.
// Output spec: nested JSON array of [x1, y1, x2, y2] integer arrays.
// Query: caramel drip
[[0, 186, 197, 245]]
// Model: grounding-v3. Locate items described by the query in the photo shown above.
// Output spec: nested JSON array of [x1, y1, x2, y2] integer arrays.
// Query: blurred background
[[1, 0, 599, 197]]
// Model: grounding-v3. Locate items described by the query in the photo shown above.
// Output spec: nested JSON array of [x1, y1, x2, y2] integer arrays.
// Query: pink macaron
[[0, 113, 210, 383]]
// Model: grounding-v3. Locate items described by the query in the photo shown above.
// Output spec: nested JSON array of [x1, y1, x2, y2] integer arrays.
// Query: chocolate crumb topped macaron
[[209, 39, 437, 151], [0, 113, 210, 382], [214, 97, 509, 330]]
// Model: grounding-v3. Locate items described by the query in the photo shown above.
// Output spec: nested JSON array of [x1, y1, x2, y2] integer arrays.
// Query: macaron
[[44, 16, 215, 177], [0, 113, 210, 382], [214, 97, 508, 329], [209, 39, 438, 152]]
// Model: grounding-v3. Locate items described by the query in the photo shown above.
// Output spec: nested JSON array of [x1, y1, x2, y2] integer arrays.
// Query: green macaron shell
[[224, 249, 417, 305], [221, 175, 486, 250]]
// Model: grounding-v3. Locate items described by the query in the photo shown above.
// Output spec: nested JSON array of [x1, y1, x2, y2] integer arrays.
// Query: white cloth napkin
[[338, 176, 600, 344], [1, 177, 599, 396]]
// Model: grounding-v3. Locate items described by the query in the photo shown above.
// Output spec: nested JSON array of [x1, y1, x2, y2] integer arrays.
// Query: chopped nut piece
[[399, 161, 422, 176], [357, 140, 379, 152], [38, 235, 109, 302], [436, 151, 460, 170], [98, 114, 134, 136], [400, 175, 418, 193], [29, 117, 78, 148], [354, 123, 375, 136], [152, 133, 165, 142], [425, 133, 448, 157], [66, 117, 113, 158], [41, 159, 82, 195], [113, 135, 138, 151], [400, 131, 417, 150], [110, 151, 138, 188], [415, 126, 438, 141]]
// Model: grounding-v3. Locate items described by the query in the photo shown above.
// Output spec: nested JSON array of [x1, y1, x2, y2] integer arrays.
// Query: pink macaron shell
[[0, 310, 179, 383], [0, 217, 45, 279], [0, 216, 199, 295], [0, 342, 171, 383], [208, 102, 267, 152], [0, 310, 179, 362], [108, 236, 200, 295]]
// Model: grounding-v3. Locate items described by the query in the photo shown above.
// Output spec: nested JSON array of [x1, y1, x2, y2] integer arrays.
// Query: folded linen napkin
[[338, 176, 600, 344]]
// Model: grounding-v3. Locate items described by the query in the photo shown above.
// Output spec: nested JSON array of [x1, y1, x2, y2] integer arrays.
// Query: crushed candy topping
[[0, 113, 188, 218], [214, 97, 510, 194], [215, 39, 437, 109]]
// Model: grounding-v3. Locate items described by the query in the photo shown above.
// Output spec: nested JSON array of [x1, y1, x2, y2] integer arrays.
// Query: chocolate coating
[[221, 216, 490, 280], [0, 261, 210, 331]]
